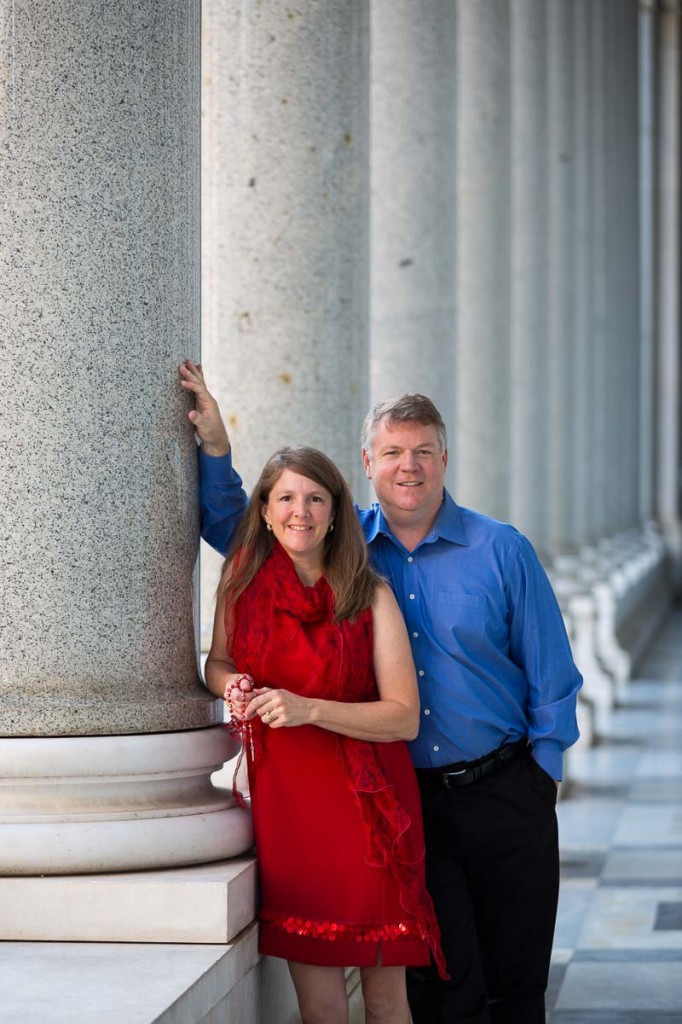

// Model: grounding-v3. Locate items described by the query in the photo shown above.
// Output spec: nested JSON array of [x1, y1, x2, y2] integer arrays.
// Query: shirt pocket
[[427, 590, 487, 655]]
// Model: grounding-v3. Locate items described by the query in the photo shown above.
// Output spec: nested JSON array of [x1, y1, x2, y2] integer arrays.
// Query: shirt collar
[[367, 489, 469, 548]]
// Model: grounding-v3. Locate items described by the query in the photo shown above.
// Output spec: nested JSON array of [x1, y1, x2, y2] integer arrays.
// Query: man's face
[[362, 419, 447, 529]]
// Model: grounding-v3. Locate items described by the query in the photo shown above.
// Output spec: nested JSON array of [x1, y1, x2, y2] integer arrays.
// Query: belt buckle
[[442, 767, 468, 789]]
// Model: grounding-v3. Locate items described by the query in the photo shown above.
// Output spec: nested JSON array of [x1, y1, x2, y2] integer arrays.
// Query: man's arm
[[507, 535, 583, 782], [180, 360, 248, 556]]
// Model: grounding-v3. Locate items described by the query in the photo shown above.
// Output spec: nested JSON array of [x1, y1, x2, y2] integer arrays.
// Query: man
[[180, 361, 582, 1024]]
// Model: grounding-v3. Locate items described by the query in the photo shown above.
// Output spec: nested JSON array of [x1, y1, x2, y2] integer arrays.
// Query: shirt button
[[418, 669, 425, 677], [424, 708, 431, 716], [433, 745, 439, 752], [412, 631, 419, 639], [407, 556, 414, 563], [409, 594, 415, 600]]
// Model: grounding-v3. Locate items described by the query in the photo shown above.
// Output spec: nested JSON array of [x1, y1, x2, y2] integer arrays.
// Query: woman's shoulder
[[369, 580, 401, 623]]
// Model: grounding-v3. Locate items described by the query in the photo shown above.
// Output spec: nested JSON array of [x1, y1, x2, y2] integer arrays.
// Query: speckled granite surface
[[0, 1, 215, 735], [201, 0, 370, 498]]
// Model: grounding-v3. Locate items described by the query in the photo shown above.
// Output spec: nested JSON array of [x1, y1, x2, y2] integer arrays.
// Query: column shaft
[[572, 0, 596, 549], [546, 0, 577, 555], [201, 1, 370, 642], [589, 0, 611, 541], [453, 0, 511, 519], [0, 0, 212, 735], [202, 1, 370, 497], [639, 0, 659, 525], [369, 0, 456, 455], [509, 0, 549, 554], [603, 0, 641, 532], [657, 0, 682, 564]]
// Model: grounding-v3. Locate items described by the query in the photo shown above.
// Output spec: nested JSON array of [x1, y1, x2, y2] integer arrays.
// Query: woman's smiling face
[[261, 468, 334, 569]]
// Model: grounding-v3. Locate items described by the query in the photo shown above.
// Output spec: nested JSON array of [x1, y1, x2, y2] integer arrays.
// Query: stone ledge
[[0, 856, 257, 943], [0, 924, 260, 1024]]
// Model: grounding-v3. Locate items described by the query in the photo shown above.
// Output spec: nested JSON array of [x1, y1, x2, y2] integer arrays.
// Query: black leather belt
[[415, 739, 527, 790]]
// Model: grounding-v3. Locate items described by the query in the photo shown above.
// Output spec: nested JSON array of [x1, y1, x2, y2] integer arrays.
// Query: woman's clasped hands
[[226, 679, 312, 729]]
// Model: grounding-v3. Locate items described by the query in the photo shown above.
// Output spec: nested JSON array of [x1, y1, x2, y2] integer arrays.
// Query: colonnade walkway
[[548, 608, 682, 1023]]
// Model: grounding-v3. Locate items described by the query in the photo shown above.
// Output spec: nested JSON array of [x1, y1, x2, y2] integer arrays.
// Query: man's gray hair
[[361, 394, 448, 457]]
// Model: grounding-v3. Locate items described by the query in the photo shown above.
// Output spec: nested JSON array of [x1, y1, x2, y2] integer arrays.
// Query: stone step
[[0, 857, 256, 943]]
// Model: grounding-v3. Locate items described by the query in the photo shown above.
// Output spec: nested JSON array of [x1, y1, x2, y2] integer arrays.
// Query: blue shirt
[[200, 451, 582, 780]]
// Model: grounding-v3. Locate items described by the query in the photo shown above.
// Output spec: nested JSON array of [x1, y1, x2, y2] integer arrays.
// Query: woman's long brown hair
[[219, 446, 380, 621]]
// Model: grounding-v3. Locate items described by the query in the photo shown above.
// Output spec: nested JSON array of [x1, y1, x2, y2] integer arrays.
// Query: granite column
[[546, 0, 578, 559], [452, 0, 511, 519], [657, 0, 682, 575], [639, 0, 659, 527], [508, 0, 550, 556], [201, 0, 370, 634], [0, 0, 251, 874], [369, 0, 456, 469]]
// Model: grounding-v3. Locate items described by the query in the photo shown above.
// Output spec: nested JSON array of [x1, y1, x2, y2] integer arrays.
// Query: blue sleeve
[[199, 449, 248, 556], [506, 535, 583, 781]]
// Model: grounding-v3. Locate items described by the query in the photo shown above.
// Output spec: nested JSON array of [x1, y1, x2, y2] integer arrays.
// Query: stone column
[[571, 0, 597, 551], [202, 1, 369, 494], [508, 0, 550, 556], [0, 0, 251, 873], [603, 0, 641, 534], [639, 0, 659, 526], [452, 0, 511, 519], [544, 2, 614, 729], [657, 0, 682, 574], [582, 1, 664, 696], [588, 0, 611, 544], [369, 0, 456, 472], [546, 0, 578, 557], [201, 0, 370, 638], [587, 0, 641, 545]]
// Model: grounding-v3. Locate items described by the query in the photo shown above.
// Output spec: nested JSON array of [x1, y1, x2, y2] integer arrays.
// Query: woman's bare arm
[[204, 579, 254, 718]]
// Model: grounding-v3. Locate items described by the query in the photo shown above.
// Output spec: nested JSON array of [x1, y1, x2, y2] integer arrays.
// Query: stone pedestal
[[0, 856, 256, 941]]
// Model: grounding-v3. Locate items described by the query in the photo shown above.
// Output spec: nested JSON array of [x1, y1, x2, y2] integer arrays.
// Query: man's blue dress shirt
[[200, 451, 582, 781]]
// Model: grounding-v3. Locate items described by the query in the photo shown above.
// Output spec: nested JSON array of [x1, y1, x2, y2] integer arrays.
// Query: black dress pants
[[407, 748, 560, 1024]]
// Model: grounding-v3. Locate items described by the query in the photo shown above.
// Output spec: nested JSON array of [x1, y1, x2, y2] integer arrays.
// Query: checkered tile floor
[[548, 609, 682, 1023]]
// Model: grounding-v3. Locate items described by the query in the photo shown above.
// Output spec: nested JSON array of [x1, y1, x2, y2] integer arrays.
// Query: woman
[[205, 446, 445, 1024]]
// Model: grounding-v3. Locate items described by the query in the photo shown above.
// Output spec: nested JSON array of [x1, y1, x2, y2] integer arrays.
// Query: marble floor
[[548, 608, 682, 1024]]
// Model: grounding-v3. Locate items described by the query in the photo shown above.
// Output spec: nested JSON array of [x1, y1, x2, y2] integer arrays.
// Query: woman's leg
[[287, 961, 350, 1024], [360, 965, 411, 1024]]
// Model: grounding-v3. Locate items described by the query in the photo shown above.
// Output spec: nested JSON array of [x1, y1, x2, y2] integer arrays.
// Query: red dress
[[231, 542, 445, 974]]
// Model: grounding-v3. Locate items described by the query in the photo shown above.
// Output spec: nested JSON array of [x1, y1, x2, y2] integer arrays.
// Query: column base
[[0, 728, 253, 874]]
